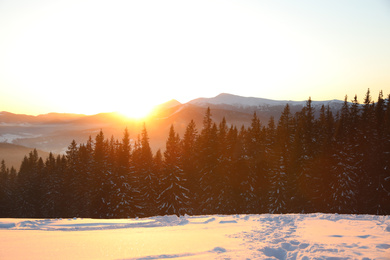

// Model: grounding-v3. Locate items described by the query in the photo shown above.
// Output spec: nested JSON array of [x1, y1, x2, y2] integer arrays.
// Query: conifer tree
[[311, 105, 335, 212], [77, 137, 94, 216], [221, 124, 242, 213], [269, 105, 293, 213], [243, 112, 267, 213], [0, 160, 9, 217], [133, 124, 157, 217], [213, 117, 235, 213], [41, 152, 60, 217], [365, 91, 390, 214], [158, 125, 189, 216], [197, 108, 219, 214], [16, 149, 43, 217], [296, 98, 319, 212], [330, 96, 358, 213], [234, 125, 250, 213], [379, 94, 390, 214], [114, 128, 138, 218], [65, 140, 80, 216], [91, 130, 112, 218], [7, 166, 17, 216], [181, 119, 198, 214]]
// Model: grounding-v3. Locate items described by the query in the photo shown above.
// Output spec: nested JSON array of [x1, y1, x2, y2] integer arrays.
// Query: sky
[[0, 0, 390, 116]]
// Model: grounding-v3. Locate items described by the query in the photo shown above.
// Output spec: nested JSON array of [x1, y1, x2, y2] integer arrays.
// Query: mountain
[[0, 143, 50, 169], [189, 93, 296, 107], [0, 93, 344, 168], [189, 93, 343, 113], [186, 93, 344, 123]]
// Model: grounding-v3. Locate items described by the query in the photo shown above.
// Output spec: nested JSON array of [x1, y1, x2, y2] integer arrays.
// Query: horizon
[[0, 91, 382, 117]]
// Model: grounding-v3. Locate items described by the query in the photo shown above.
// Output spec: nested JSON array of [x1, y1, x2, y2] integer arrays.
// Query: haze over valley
[[0, 93, 345, 168]]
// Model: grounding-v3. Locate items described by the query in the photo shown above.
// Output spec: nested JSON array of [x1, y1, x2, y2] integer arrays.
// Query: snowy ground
[[1, 214, 389, 259]]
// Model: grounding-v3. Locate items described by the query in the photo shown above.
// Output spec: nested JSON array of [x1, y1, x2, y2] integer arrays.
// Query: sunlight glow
[[117, 103, 155, 120], [0, 0, 389, 115], [0, 0, 330, 115]]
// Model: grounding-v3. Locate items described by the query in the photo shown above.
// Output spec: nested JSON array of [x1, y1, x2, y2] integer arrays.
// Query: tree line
[[0, 90, 389, 218]]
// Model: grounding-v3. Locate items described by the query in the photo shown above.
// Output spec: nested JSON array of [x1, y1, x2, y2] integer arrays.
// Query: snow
[[0, 214, 389, 259], [0, 133, 42, 143], [188, 93, 344, 109]]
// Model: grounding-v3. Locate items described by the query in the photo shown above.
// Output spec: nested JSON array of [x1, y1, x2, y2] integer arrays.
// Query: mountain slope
[[189, 93, 343, 110], [0, 143, 50, 169]]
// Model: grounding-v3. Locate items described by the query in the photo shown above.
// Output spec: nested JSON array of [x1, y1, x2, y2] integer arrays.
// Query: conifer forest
[[0, 90, 389, 218]]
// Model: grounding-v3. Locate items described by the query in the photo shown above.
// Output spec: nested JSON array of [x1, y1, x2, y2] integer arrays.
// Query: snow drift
[[1, 213, 389, 259]]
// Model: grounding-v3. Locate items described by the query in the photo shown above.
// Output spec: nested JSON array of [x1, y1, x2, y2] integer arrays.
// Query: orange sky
[[0, 0, 389, 116]]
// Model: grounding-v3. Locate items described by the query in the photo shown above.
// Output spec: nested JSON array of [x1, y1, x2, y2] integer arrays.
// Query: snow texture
[[0, 213, 389, 259]]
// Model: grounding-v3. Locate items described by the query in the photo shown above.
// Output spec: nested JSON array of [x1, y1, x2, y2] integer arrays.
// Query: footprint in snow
[[219, 220, 237, 224], [376, 244, 390, 249], [204, 218, 215, 224], [261, 246, 287, 260], [211, 247, 227, 253]]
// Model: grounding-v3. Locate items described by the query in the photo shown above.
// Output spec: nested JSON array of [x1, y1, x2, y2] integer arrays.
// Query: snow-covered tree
[[133, 125, 157, 217], [158, 125, 189, 216]]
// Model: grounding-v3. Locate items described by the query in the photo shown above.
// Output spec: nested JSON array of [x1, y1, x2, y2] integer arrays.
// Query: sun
[[116, 102, 156, 120]]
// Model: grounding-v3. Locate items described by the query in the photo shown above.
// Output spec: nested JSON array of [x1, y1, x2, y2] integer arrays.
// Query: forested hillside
[[0, 90, 389, 218]]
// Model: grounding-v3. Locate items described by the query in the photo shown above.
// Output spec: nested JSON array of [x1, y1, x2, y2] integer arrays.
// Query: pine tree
[[65, 140, 80, 216], [365, 91, 390, 214], [16, 150, 43, 217], [269, 105, 293, 213], [158, 125, 189, 216], [91, 130, 112, 218], [330, 96, 358, 213], [243, 112, 267, 213], [181, 119, 198, 214], [113, 128, 138, 218], [77, 137, 94, 217], [214, 117, 236, 213], [42, 152, 61, 217], [197, 108, 219, 214], [296, 98, 319, 212], [7, 167, 17, 216], [378, 94, 390, 214], [311, 105, 335, 212], [234, 125, 250, 213], [133, 124, 157, 217], [221, 124, 242, 213], [0, 160, 9, 216]]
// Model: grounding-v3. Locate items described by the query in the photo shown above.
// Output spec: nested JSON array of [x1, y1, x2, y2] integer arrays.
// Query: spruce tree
[[181, 119, 198, 214], [214, 117, 236, 213], [42, 152, 61, 217], [91, 130, 112, 218], [269, 105, 293, 213], [296, 98, 319, 212], [113, 128, 137, 217], [133, 124, 157, 217], [197, 108, 219, 214], [243, 112, 267, 213], [65, 140, 80, 216], [0, 160, 9, 216], [330, 96, 358, 213], [158, 125, 189, 216]]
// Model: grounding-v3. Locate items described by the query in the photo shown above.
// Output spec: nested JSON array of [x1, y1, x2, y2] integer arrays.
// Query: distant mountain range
[[0, 93, 344, 168]]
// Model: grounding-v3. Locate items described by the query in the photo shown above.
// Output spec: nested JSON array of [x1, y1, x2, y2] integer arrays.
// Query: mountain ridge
[[1, 93, 344, 118], [188, 93, 343, 109], [0, 93, 346, 168]]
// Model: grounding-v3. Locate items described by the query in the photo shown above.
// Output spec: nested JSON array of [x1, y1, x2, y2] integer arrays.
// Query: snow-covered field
[[1, 214, 389, 259]]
